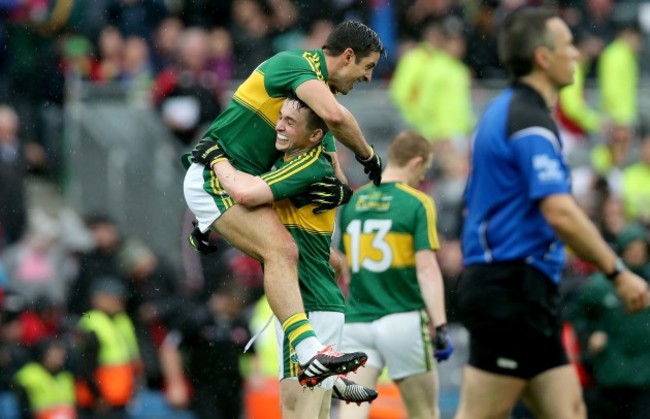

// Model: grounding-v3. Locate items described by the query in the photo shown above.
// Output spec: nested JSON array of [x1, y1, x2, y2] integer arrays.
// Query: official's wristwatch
[[605, 257, 626, 281]]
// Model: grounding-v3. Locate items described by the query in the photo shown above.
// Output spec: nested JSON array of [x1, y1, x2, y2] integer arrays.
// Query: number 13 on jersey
[[345, 219, 393, 273]]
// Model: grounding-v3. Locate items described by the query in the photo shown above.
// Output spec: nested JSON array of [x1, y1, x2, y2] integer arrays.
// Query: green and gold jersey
[[263, 146, 344, 313], [202, 49, 336, 175], [338, 182, 440, 322]]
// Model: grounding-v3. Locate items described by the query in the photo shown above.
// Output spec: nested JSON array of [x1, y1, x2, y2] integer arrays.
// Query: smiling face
[[329, 49, 381, 95], [275, 99, 323, 158]]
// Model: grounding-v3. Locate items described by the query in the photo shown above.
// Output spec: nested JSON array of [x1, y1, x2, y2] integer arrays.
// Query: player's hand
[[191, 139, 228, 168], [188, 221, 218, 255], [306, 176, 353, 214], [612, 271, 650, 313], [355, 146, 382, 186], [433, 324, 454, 362]]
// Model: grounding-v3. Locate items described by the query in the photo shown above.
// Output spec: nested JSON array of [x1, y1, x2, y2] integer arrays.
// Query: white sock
[[295, 337, 324, 365]]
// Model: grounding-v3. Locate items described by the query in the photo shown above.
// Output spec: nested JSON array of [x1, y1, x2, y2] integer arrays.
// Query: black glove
[[191, 139, 228, 167], [306, 176, 353, 214], [355, 146, 382, 186], [188, 221, 218, 255], [433, 324, 454, 362]]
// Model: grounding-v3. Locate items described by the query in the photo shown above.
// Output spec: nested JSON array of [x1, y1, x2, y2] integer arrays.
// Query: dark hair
[[322, 21, 386, 61], [498, 7, 557, 78], [287, 92, 329, 135]]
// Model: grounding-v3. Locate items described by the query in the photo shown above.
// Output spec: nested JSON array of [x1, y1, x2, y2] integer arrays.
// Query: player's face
[[411, 152, 433, 186], [275, 100, 316, 156], [329, 50, 381, 95], [543, 18, 580, 89]]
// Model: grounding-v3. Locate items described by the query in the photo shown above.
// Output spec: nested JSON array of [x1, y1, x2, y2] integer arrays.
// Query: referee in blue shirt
[[455, 7, 649, 419]]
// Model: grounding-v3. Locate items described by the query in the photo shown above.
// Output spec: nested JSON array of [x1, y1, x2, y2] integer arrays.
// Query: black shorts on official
[[456, 262, 568, 379]]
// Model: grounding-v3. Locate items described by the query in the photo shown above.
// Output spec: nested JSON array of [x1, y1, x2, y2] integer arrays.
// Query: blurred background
[[1, 0, 650, 418]]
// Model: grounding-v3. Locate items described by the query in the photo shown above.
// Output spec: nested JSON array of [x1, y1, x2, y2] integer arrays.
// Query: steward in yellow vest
[[13, 338, 76, 419], [75, 277, 140, 415]]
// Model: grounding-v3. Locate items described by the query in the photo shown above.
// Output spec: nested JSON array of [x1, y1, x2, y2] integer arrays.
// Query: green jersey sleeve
[[261, 50, 329, 97], [260, 146, 334, 201], [413, 194, 440, 251]]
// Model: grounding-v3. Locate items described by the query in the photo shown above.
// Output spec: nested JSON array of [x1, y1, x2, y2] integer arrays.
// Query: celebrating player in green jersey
[[337, 130, 454, 419], [203, 96, 376, 416], [184, 21, 385, 388]]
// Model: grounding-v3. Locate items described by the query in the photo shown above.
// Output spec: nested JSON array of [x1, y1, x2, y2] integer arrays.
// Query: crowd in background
[[1, 0, 650, 417]]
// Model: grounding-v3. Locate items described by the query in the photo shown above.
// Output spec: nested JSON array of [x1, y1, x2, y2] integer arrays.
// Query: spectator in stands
[[575, 0, 617, 46], [593, 21, 643, 174], [104, 0, 167, 40], [121, 36, 154, 103], [116, 237, 183, 391], [567, 224, 650, 419], [152, 27, 223, 146], [391, 17, 473, 156], [555, 30, 603, 157], [91, 25, 125, 83], [464, 0, 504, 79], [151, 16, 184, 73], [0, 291, 30, 403], [13, 338, 76, 419], [74, 277, 141, 419], [160, 284, 252, 419], [206, 27, 235, 98], [3, 208, 72, 307], [0, 104, 27, 247], [621, 126, 650, 227], [228, 0, 274, 79], [390, 18, 445, 132], [67, 214, 123, 317]]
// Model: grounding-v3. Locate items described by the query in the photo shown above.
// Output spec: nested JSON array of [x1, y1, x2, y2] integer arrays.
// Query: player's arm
[[326, 150, 349, 185], [296, 80, 382, 186], [415, 249, 447, 328], [416, 249, 453, 361], [296, 80, 373, 159], [213, 160, 274, 207], [330, 247, 350, 285], [540, 194, 649, 312]]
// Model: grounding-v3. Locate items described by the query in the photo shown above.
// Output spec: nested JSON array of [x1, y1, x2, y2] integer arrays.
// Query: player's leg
[[277, 312, 342, 417], [336, 365, 381, 419], [186, 170, 320, 363], [379, 311, 439, 419], [338, 321, 382, 419], [395, 370, 440, 419], [280, 379, 328, 419], [213, 203, 301, 321], [454, 366, 525, 419], [187, 169, 366, 383], [519, 365, 586, 419]]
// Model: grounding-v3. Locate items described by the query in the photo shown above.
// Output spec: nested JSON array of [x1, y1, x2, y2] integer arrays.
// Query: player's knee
[[570, 397, 586, 419], [270, 237, 299, 264]]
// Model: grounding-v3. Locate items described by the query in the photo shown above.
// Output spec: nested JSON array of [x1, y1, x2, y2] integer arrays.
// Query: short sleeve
[[510, 128, 571, 200], [413, 195, 440, 251]]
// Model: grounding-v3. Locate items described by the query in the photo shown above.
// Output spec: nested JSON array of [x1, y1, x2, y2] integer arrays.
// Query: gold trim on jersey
[[395, 183, 440, 249], [209, 170, 236, 209], [261, 147, 323, 186], [342, 232, 416, 267], [274, 200, 335, 235], [302, 51, 325, 81], [232, 69, 284, 128]]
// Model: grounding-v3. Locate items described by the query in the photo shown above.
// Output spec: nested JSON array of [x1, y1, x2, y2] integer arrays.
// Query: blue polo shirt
[[462, 83, 571, 284]]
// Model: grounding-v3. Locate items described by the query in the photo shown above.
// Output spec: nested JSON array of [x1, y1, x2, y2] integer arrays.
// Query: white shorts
[[183, 163, 224, 233], [341, 310, 435, 380], [275, 311, 344, 389]]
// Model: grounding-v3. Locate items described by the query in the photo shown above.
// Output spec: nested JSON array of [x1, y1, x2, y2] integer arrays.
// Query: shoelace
[[243, 314, 274, 353]]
